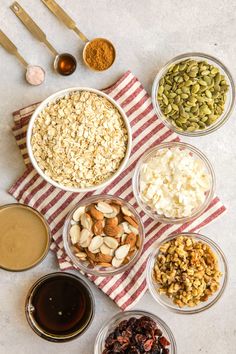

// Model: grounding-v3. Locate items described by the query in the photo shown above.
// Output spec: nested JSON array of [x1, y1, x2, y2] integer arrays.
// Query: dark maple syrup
[[26, 273, 94, 341], [55, 53, 77, 76]]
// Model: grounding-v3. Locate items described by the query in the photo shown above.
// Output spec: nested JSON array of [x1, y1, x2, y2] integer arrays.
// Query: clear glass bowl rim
[[152, 52, 235, 137], [94, 310, 177, 354], [63, 194, 144, 276], [25, 272, 95, 342], [132, 141, 216, 224], [146, 232, 228, 315]]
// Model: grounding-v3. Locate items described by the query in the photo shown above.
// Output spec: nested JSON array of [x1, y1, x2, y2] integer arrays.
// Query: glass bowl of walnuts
[[63, 194, 144, 276], [147, 233, 228, 314], [94, 310, 177, 354]]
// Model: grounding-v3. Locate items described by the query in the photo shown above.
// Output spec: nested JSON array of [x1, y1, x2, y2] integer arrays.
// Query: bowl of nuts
[[27, 88, 132, 192], [63, 195, 144, 276], [152, 52, 235, 136], [147, 233, 228, 314], [94, 310, 177, 354], [133, 141, 215, 224]]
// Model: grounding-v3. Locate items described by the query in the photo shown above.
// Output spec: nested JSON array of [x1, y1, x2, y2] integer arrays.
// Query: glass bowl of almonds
[[133, 141, 215, 224], [94, 310, 177, 354], [63, 195, 144, 276], [152, 52, 235, 136], [147, 233, 228, 314]]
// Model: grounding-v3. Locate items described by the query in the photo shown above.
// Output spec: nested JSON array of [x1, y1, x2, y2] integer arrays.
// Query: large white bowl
[[27, 87, 132, 193]]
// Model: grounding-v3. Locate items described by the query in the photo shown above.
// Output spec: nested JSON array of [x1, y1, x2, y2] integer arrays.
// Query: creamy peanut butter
[[0, 204, 50, 271]]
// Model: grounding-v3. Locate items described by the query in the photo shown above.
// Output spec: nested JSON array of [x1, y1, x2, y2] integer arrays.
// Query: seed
[[157, 58, 229, 132]]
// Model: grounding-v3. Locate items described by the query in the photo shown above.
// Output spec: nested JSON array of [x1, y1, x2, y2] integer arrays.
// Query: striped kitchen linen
[[9, 71, 226, 310]]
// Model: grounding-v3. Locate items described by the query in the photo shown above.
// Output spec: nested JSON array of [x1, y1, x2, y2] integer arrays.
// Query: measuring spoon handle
[[0, 29, 28, 67], [42, 0, 88, 43], [10, 1, 58, 56]]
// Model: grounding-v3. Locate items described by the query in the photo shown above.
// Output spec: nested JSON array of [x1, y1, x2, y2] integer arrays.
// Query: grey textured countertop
[[0, 0, 236, 353]]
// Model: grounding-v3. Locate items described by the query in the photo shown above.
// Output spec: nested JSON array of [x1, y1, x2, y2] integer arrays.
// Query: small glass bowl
[[63, 194, 144, 277], [147, 233, 228, 315], [94, 310, 177, 354], [152, 52, 235, 136], [132, 141, 215, 224]]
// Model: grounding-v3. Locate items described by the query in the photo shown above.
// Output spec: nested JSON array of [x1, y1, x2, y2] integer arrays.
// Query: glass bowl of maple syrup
[[25, 272, 95, 342]]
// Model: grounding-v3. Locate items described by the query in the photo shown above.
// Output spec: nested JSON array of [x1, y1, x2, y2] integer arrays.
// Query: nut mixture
[[31, 91, 128, 188], [69, 200, 141, 269], [157, 59, 229, 132], [103, 315, 170, 354], [153, 235, 222, 308]]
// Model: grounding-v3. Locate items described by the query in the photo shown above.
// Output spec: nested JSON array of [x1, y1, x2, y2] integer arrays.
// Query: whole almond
[[117, 212, 125, 224], [106, 217, 118, 227], [96, 201, 114, 214], [123, 215, 138, 229], [97, 262, 112, 268], [115, 244, 130, 259], [98, 253, 112, 263], [93, 220, 104, 235], [90, 205, 104, 220], [69, 224, 81, 244], [80, 213, 93, 230], [85, 249, 98, 261], [73, 206, 85, 222], [125, 232, 137, 248], [104, 236, 119, 249], [104, 224, 122, 237], [88, 235, 103, 252]]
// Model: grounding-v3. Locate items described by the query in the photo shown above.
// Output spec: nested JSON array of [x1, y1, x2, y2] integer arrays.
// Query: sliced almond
[[115, 244, 130, 259], [100, 244, 114, 256], [104, 236, 119, 249], [106, 217, 118, 227], [125, 233, 137, 248], [73, 206, 85, 222], [80, 213, 93, 230], [75, 251, 87, 260], [96, 201, 114, 214], [89, 248, 100, 254], [121, 222, 131, 234], [79, 228, 92, 248], [90, 205, 104, 220], [88, 235, 103, 252], [69, 224, 81, 244], [124, 216, 139, 229], [121, 205, 133, 217], [129, 225, 139, 235], [112, 257, 124, 268], [70, 219, 78, 225], [97, 262, 112, 268], [104, 224, 122, 237], [121, 233, 128, 244], [136, 235, 141, 248]]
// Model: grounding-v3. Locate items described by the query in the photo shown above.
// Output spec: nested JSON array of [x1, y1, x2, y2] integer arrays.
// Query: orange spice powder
[[84, 38, 115, 71]]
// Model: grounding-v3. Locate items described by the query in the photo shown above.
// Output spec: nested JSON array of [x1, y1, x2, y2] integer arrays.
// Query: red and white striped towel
[[9, 71, 226, 310]]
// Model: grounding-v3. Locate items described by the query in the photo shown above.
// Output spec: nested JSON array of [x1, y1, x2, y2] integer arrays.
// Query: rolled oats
[[31, 91, 128, 188]]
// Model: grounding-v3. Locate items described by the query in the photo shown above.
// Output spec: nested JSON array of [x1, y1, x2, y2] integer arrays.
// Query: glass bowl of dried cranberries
[[94, 310, 177, 354]]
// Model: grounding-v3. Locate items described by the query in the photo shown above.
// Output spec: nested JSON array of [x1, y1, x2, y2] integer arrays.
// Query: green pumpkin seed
[[157, 58, 229, 132]]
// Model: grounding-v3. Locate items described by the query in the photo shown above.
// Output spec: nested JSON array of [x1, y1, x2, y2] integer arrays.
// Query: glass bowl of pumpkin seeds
[[152, 52, 235, 136]]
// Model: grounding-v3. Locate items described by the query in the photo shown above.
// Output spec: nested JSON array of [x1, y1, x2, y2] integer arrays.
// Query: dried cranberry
[[143, 339, 154, 351], [135, 334, 147, 344], [162, 349, 170, 354], [159, 336, 170, 347], [154, 328, 163, 337]]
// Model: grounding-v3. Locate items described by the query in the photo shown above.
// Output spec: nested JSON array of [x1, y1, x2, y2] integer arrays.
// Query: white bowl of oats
[[27, 88, 132, 192]]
